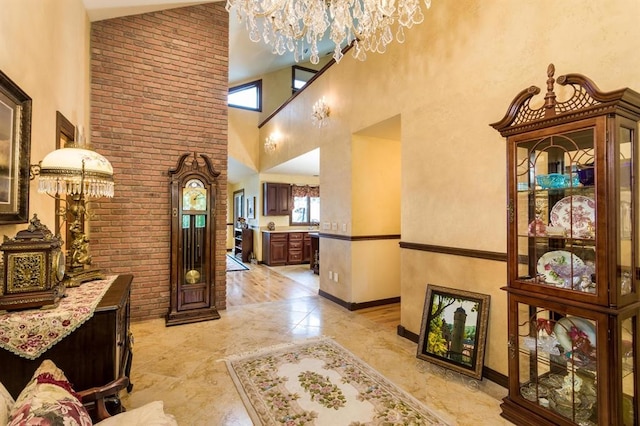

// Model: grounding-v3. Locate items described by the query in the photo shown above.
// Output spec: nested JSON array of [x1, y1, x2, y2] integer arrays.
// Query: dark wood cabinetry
[[262, 231, 313, 266], [0, 275, 133, 399], [309, 233, 319, 274], [288, 232, 304, 264], [262, 232, 288, 266], [492, 65, 640, 426], [303, 232, 312, 263], [263, 182, 290, 216], [234, 228, 253, 262]]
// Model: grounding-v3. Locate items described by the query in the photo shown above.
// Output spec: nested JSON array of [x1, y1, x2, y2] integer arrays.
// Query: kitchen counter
[[262, 229, 319, 233]]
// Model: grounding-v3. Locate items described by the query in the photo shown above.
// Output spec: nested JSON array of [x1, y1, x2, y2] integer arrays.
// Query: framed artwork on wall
[[417, 284, 490, 380], [0, 69, 32, 224], [233, 189, 244, 222], [247, 196, 255, 219], [54, 111, 75, 238]]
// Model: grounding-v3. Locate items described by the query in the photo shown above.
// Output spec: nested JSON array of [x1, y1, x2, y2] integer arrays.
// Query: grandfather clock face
[[181, 179, 207, 286]]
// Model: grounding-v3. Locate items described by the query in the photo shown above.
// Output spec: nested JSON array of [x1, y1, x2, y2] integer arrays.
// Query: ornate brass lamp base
[[63, 267, 106, 288]]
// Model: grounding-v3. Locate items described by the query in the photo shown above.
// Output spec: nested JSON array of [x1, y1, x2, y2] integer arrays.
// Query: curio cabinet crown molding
[[166, 152, 221, 326], [491, 64, 640, 425]]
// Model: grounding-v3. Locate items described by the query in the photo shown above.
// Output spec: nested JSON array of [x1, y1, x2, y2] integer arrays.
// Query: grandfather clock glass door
[[181, 179, 207, 305], [167, 153, 220, 326]]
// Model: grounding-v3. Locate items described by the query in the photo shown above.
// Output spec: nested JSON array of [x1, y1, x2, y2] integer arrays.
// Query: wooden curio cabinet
[[491, 64, 640, 425], [166, 153, 221, 326]]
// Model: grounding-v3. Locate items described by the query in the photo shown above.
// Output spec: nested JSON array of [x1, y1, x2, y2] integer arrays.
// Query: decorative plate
[[550, 195, 595, 237], [536, 250, 585, 286], [553, 316, 597, 353]]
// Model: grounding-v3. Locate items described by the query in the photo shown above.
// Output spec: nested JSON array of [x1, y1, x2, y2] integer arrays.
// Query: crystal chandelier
[[226, 0, 432, 64]]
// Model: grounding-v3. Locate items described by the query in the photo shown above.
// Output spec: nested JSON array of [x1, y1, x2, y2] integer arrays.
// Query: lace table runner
[[0, 275, 116, 360]]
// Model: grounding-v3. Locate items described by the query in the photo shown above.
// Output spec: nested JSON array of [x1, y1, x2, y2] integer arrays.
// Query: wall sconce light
[[312, 97, 330, 128], [30, 145, 114, 286], [264, 132, 280, 153]]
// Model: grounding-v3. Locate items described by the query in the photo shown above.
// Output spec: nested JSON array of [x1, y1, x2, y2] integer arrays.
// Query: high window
[[292, 66, 317, 94], [290, 185, 320, 225], [228, 80, 262, 111]]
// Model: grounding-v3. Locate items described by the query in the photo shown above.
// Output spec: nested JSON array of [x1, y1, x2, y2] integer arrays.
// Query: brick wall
[[89, 4, 228, 321]]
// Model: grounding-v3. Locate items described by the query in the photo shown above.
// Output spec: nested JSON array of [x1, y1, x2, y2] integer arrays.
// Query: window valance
[[291, 185, 319, 198]]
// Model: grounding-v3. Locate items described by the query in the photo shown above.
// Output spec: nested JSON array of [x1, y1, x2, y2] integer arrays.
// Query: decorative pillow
[[8, 359, 92, 426], [0, 381, 15, 425], [95, 401, 178, 426]]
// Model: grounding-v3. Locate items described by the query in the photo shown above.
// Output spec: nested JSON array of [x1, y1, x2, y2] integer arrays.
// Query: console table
[[0, 274, 133, 399]]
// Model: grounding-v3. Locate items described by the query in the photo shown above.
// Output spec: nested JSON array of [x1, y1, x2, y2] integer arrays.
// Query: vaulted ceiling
[[82, 0, 328, 182]]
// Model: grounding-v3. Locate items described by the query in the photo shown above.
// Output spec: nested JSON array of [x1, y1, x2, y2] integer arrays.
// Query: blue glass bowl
[[567, 173, 580, 187], [536, 173, 580, 189], [536, 173, 566, 189]]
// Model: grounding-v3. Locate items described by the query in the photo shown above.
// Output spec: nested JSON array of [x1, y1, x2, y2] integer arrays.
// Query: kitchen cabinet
[[309, 233, 319, 274], [262, 231, 312, 266], [303, 232, 312, 263], [263, 182, 290, 216], [262, 232, 288, 266], [491, 64, 640, 425], [288, 232, 304, 264]]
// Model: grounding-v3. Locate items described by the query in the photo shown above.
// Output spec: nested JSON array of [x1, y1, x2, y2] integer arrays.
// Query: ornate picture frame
[[0, 70, 32, 224], [233, 189, 244, 222], [417, 284, 490, 380], [54, 111, 75, 238]]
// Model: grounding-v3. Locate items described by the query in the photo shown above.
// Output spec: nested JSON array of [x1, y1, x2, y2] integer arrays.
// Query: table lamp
[[34, 146, 114, 286]]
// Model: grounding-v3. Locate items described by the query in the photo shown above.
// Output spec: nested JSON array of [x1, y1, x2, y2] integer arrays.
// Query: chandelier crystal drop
[[226, 0, 432, 64]]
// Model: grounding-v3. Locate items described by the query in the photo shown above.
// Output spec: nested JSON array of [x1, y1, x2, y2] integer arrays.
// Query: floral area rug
[[224, 337, 449, 425], [227, 253, 249, 271]]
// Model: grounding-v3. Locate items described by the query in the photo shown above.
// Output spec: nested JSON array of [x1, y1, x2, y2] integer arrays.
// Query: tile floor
[[121, 266, 511, 425]]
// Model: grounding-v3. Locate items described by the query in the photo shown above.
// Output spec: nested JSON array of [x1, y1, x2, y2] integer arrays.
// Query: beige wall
[[246, 0, 640, 376], [352, 135, 400, 235], [352, 240, 401, 302], [229, 108, 260, 171], [0, 0, 90, 238]]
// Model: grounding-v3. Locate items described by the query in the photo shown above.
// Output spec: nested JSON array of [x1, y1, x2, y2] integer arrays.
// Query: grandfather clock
[[166, 152, 221, 326]]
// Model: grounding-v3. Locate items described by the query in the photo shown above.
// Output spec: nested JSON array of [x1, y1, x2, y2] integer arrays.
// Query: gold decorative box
[[0, 214, 65, 311]]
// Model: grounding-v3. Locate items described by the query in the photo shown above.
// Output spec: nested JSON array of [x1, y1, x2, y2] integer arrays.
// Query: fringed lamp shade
[[37, 148, 114, 198]]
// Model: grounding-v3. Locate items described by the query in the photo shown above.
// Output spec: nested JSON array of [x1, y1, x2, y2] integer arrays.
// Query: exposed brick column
[[90, 4, 229, 321]]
